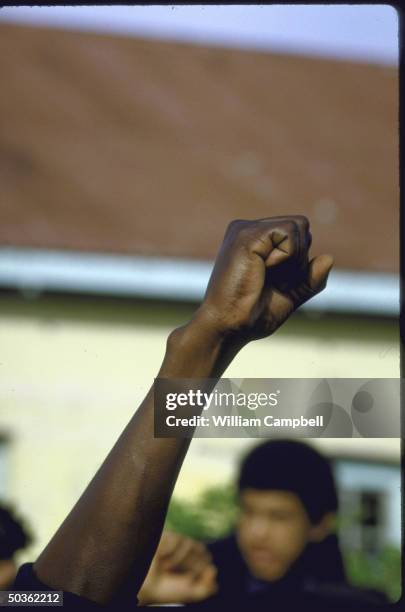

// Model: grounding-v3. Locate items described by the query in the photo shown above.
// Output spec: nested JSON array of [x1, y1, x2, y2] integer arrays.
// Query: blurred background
[[0, 4, 400, 601]]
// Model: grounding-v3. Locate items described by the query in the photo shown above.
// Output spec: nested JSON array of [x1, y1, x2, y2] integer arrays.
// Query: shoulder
[[12, 563, 139, 610], [12, 563, 54, 592]]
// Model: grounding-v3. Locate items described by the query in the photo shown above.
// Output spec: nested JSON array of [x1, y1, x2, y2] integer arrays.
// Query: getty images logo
[[228, 378, 399, 438], [294, 379, 398, 438]]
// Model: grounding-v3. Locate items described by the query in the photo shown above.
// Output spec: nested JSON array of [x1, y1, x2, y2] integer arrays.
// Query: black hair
[[0, 504, 32, 560], [237, 439, 338, 524]]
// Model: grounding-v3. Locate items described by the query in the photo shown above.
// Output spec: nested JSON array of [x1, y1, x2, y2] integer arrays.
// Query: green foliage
[[165, 484, 401, 602], [344, 546, 401, 603], [165, 484, 238, 541]]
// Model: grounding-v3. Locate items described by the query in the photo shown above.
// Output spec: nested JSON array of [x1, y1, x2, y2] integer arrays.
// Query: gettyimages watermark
[[154, 378, 401, 438]]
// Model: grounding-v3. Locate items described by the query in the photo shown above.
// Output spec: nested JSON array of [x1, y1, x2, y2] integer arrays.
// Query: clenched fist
[[196, 216, 333, 342], [137, 531, 217, 605]]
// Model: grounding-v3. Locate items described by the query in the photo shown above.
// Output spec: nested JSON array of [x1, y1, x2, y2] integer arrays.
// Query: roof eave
[[0, 247, 399, 316]]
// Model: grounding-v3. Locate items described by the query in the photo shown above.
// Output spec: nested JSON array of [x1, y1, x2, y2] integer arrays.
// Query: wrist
[[169, 307, 225, 349], [160, 309, 245, 379]]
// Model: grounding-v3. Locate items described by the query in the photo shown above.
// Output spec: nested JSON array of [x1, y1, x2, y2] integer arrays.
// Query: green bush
[[165, 484, 401, 602], [344, 546, 401, 603], [165, 484, 237, 541]]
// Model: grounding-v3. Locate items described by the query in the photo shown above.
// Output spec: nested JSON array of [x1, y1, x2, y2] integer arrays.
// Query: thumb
[[292, 254, 334, 309], [307, 254, 334, 294]]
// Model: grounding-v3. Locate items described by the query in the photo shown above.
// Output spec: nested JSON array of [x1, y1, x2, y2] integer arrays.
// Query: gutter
[[0, 248, 399, 316]]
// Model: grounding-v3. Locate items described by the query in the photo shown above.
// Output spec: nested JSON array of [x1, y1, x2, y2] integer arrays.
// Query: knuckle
[[274, 219, 296, 236], [227, 219, 244, 232], [295, 214, 310, 228], [235, 224, 256, 243]]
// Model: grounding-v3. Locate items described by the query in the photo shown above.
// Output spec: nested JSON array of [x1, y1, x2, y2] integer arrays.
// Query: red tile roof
[[0, 23, 398, 272]]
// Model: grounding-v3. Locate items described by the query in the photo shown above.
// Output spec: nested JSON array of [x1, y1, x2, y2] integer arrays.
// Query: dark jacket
[[192, 534, 389, 608], [11, 535, 389, 609]]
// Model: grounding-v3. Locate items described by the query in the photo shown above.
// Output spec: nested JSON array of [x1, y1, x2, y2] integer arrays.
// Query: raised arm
[[33, 216, 333, 605]]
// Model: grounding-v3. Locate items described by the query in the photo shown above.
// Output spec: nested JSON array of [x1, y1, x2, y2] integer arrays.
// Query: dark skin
[[33, 216, 333, 605]]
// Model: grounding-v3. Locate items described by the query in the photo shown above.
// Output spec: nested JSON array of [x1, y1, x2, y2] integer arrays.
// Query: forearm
[[33, 313, 242, 604], [31, 215, 330, 605]]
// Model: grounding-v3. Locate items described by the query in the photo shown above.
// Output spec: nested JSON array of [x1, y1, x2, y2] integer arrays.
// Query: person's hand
[[137, 531, 217, 605], [195, 216, 333, 343]]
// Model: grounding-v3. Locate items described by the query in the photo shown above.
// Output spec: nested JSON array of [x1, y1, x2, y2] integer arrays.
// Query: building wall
[[334, 459, 401, 548], [0, 295, 400, 561]]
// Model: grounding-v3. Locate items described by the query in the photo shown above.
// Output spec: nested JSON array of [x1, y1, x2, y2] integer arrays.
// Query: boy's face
[[236, 489, 328, 582]]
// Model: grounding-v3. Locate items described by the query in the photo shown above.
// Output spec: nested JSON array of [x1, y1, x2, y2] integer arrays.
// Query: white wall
[[0, 298, 400, 560], [335, 460, 401, 547]]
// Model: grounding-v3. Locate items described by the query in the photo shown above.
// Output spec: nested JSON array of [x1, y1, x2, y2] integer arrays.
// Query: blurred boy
[[203, 439, 387, 606], [137, 441, 387, 607]]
